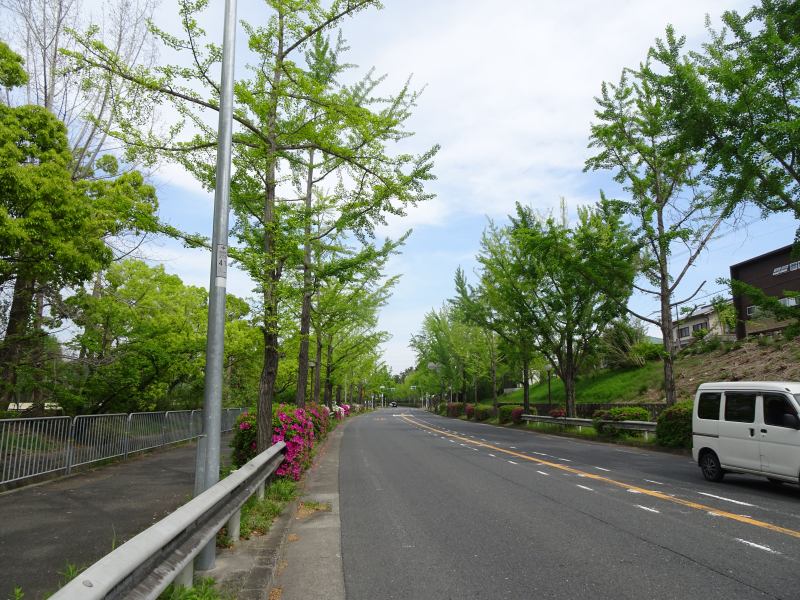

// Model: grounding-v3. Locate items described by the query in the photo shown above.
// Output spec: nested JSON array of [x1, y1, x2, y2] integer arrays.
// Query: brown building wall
[[730, 245, 800, 340]]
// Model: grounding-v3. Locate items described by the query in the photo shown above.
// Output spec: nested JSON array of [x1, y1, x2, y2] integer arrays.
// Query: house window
[[679, 327, 690, 338], [692, 322, 708, 332], [746, 306, 756, 316], [778, 297, 798, 307]]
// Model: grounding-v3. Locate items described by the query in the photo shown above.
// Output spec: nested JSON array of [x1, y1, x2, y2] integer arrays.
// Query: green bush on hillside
[[437, 403, 447, 415], [656, 400, 693, 448]]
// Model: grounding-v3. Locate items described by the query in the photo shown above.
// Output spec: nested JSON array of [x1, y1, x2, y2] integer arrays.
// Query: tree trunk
[[473, 358, 478, 417], [31, 291, 45, 416], [522, 359, 530, 415], [324, 344, 333, 408], [313, 337, 322, 404], [336, 384, 342, 406], [257, 327, 280, 453], [0, 277, 36, 412], [562, 344, 577, 418], [490, 334, 498, 420], [357, 380, 363, 406], [661, 319, 678, 407], [294, 149, 315, 408]]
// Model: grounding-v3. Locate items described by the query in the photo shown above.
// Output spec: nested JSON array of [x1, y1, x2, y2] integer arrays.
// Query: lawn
[[481, 362, 665, 405]]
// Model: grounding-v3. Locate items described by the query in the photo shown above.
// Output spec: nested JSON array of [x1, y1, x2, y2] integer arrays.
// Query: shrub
[[465, 404, 476, 419], [474, 404, 491, 421], [592, 406, 650, 438], [511, 406, 530, 424], [437, 402, 447, 415], [446, 402, 465, 418], [498, 405, 520, 424], [229, 403, 331, 480], [656, 400, 693, 448], [550, 408, 566, 418]]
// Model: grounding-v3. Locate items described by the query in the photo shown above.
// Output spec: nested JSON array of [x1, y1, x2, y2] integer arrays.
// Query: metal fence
[[0, 408, 247, 486]]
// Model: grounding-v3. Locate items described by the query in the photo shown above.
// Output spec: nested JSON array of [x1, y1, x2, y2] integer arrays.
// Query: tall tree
[[68, 0, 437, 451], [651, 1, 800, 252], [583, 65, 725, 407], [510, 201, 633, 417]]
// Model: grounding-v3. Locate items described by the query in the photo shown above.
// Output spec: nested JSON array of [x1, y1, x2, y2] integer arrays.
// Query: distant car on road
[[390, 402, 397, 408]]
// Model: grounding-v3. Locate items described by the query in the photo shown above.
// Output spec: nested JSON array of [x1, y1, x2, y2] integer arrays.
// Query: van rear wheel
[[767, 478, 784, 485], [700, 452, 725, 482]]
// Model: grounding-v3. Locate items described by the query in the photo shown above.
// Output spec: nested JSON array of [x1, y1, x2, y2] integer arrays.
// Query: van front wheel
[[701, 452, 725, 482]]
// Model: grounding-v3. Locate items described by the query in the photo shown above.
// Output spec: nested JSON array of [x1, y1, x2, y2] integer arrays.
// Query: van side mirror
[[782, 413, 800, 429]]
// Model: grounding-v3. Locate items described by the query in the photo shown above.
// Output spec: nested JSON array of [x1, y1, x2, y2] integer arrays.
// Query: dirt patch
[[641, 337, 800, 404], [288, 533, 299, 542], [269, 588, 283, 600], [277, 560, 288, 577], [295, 501, 332, 520]]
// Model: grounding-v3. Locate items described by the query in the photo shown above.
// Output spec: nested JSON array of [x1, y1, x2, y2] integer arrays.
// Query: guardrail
[[0, 408, 248, 485], [521, 415, 657, 439], [52, 441, 288, 600]]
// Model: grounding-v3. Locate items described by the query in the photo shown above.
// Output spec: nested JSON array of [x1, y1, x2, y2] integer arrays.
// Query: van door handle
[[749, 428, 755, 436], [761, 429, 767, 433]]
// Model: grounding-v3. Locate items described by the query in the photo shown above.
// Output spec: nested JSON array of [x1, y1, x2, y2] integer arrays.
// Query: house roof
[[730, 244, 794, 270]]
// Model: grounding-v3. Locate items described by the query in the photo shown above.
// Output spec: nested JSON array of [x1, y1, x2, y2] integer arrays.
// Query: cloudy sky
[[145, 0, 792, 374]]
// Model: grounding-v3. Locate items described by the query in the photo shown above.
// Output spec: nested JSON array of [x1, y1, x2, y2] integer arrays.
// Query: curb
[[430, 412, 693, 457]]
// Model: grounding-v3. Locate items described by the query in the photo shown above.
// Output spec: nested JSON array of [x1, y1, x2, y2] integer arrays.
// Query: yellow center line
[[401, 414, 800, 540]]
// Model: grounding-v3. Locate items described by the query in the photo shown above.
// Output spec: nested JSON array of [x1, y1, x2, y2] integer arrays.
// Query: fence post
[[162, 413, 167, 449], [123, 414, 132, 460], [189, 411, 194, 441], [65, 419, 75, 476], [174, 561, 193, 590]]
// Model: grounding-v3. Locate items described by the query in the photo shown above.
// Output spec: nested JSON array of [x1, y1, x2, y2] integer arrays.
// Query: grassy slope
[[480, 337, 800, 406]]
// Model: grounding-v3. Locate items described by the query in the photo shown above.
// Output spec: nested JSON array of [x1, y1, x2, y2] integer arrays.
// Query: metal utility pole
[[197, 0, 237, 571]]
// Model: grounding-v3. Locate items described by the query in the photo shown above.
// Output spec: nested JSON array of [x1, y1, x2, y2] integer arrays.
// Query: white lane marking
[[736, 539, 779, 554], [480, 439, 486, 441], [637, 505, 660, 513], [460, 444, 466, 446], [595, 467, 610, 472], [698, 492, 755, 507], [558, 458, 571, 462], [644, 479, 663, 485], [537, 471, 549, 476], [509, 461, 518, 465], [488, 454, 496, 457], [577, 485, 594, 491], [708, 512, 722, 516], [627, 489, 642, 494], [532, 452, 546, 456], [510, 446, 517, 449]]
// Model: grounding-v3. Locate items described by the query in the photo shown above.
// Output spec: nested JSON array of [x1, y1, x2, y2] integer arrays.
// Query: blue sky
[[143, 0, 793, 374]]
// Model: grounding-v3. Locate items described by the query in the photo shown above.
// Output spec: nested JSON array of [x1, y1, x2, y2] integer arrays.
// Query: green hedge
[[592, 406, 650, 438], [656, 400, 693, 448], [474, 405, 492, 421], [499, 405, 523, 424], [437, 402, 447, 415], [446, 402, 465, 417]]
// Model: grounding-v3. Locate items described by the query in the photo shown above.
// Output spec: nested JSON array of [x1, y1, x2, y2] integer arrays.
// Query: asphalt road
[[340, 408, 800, 600], [1, 434, 232, 599]]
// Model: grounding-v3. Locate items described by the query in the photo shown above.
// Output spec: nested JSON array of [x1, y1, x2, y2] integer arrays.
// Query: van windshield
[[795, 394, 800, 405]]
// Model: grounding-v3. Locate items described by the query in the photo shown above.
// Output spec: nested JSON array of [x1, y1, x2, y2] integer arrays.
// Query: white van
[[693, 382, 800, 484]]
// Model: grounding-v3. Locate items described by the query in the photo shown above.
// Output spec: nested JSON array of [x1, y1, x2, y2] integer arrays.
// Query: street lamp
[[545, 364, 552, 410]]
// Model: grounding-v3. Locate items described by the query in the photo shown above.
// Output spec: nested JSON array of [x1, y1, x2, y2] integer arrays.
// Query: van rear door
[[719, 392, 761, 471]]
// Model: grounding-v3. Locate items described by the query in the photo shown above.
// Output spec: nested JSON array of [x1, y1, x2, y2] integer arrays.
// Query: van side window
[[763, 394, 798, 427], [697, 393, 721, 420], [724, 393, 757, 423]]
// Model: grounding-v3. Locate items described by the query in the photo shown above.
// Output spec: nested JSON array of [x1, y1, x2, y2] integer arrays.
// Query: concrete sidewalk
[[272, 419, 349, 600], [1, 434, 232, 599]]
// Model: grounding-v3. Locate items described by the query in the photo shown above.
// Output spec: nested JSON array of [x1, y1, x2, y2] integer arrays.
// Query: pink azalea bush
[[229, 403, 332, 480], [549, 408, 567, 418]]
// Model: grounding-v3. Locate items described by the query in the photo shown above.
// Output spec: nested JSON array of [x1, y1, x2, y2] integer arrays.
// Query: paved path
[[330, 408, 800, 599], [1, 434, 232, 599], [273, 419, 349, 600]]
